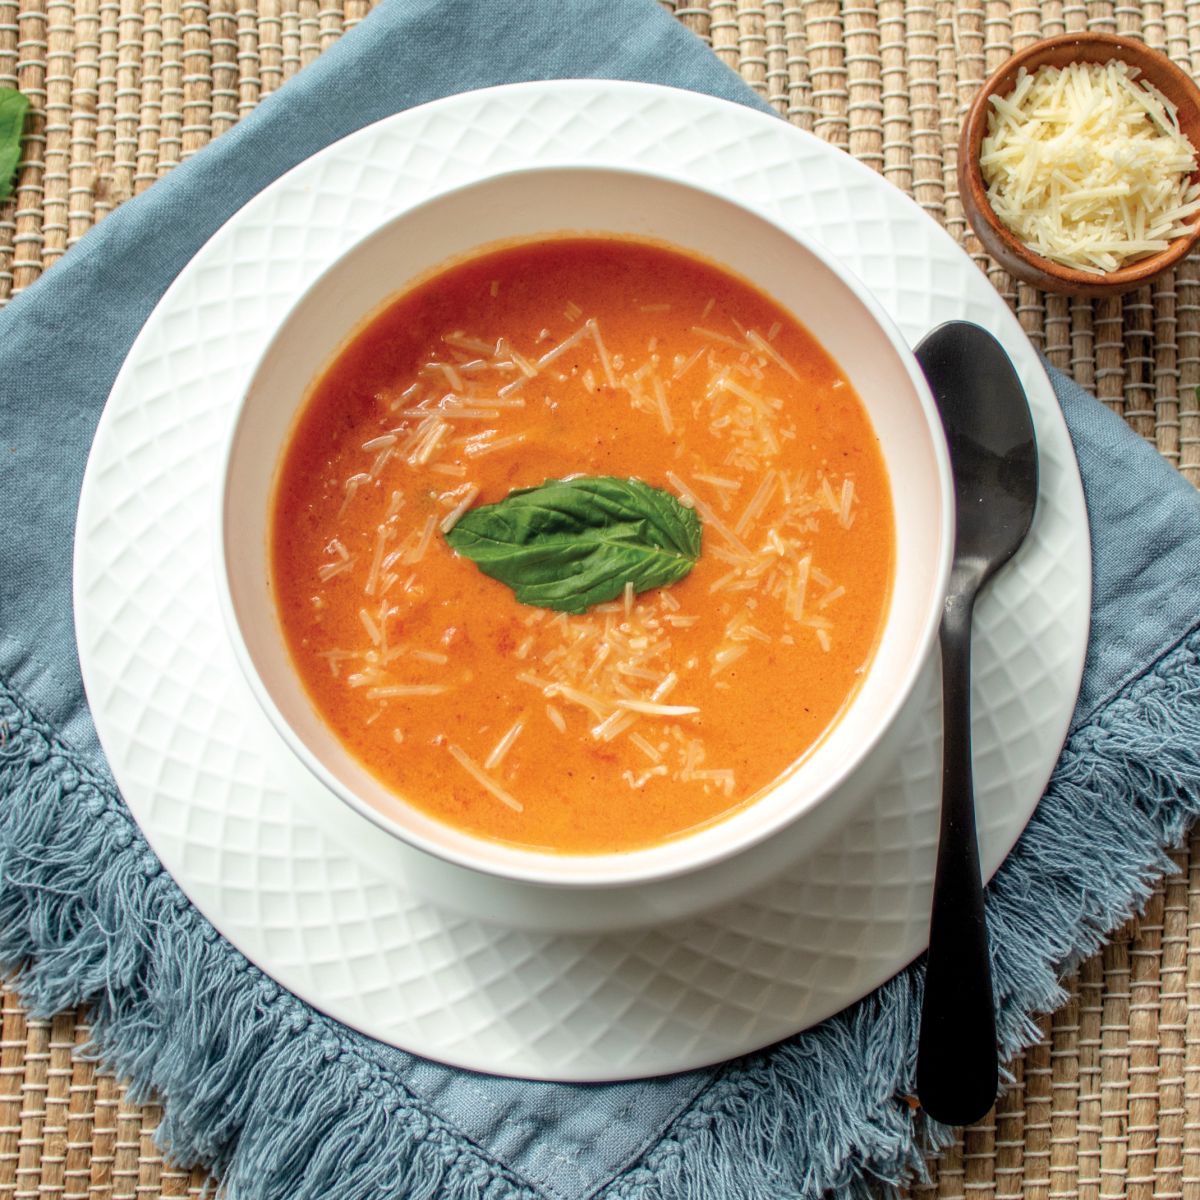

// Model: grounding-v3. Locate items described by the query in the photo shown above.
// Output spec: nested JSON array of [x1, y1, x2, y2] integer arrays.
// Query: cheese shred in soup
[[271, 239, 895, 855]]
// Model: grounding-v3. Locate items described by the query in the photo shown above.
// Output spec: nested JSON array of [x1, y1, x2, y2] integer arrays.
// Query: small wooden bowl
[[959, 33, 1200, 298]]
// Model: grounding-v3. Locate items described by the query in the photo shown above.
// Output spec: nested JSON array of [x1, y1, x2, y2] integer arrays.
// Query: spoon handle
[[917, 588, 998, 1127]]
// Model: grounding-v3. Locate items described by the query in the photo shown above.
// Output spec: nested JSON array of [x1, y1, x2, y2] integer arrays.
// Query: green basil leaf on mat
[[0, 88, 28, 202], [445, 476, 703, 614]]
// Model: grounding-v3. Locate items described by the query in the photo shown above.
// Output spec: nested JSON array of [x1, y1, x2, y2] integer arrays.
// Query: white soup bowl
[[215, 166, 954, 902]]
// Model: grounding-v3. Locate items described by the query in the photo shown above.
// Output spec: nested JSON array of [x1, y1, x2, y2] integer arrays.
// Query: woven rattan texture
[[0, 0, 1197, 1194]]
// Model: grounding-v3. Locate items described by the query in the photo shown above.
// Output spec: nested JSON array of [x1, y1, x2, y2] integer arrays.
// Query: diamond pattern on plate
[[74, 81, 1090, 1081]]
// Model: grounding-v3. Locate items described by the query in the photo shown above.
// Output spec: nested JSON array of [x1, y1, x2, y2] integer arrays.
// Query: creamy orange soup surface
[[271, 238, 895, 855]]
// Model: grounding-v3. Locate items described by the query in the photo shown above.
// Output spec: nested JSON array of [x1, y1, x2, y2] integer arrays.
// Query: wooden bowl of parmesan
[[960, 33, 1200, 297]]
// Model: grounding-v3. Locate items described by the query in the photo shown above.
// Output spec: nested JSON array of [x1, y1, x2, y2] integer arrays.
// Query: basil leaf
[[0, 88, 27, 202], [445, 476, 702, 614]]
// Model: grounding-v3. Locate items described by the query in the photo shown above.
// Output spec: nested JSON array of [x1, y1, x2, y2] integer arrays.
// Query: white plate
[[73, 81, 1090, 1082]]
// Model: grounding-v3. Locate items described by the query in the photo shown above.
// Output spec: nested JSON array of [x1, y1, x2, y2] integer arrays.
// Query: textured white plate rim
[[211, 159, 957, 890], [72, 79, 1091, 1080]]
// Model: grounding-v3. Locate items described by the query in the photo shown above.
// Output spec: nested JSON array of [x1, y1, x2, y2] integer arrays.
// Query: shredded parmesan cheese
[[485, 718, 525, 769], [982, 60, 1200, 273], [614, 699, 700, 716], [448, 744, 523, 811], [366, 684, 449, 698], [439, 486, 480, 534]]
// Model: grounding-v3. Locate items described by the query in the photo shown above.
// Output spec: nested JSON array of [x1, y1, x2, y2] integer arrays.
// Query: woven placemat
[[0, 0, 1197, 1195]]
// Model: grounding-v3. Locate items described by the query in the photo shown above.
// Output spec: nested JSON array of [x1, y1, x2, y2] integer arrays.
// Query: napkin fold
[[2, 1, 1200, 1198]]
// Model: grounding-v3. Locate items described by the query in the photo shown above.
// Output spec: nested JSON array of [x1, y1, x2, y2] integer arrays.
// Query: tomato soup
[[271, 239, 895, 855]]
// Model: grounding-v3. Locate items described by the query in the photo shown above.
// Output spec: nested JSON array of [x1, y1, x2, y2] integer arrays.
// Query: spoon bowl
[[914, 321, 1039, 1126]]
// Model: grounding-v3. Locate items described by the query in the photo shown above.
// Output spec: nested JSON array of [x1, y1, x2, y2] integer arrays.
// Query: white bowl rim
[[213, 161, 955, 890]]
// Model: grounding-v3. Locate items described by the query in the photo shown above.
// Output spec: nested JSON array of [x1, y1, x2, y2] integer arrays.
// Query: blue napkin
[[2, 1, 1200, 1197]]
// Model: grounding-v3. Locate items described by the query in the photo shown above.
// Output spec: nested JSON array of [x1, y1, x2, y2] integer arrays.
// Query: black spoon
[[913, 321, 1038, 1128]]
